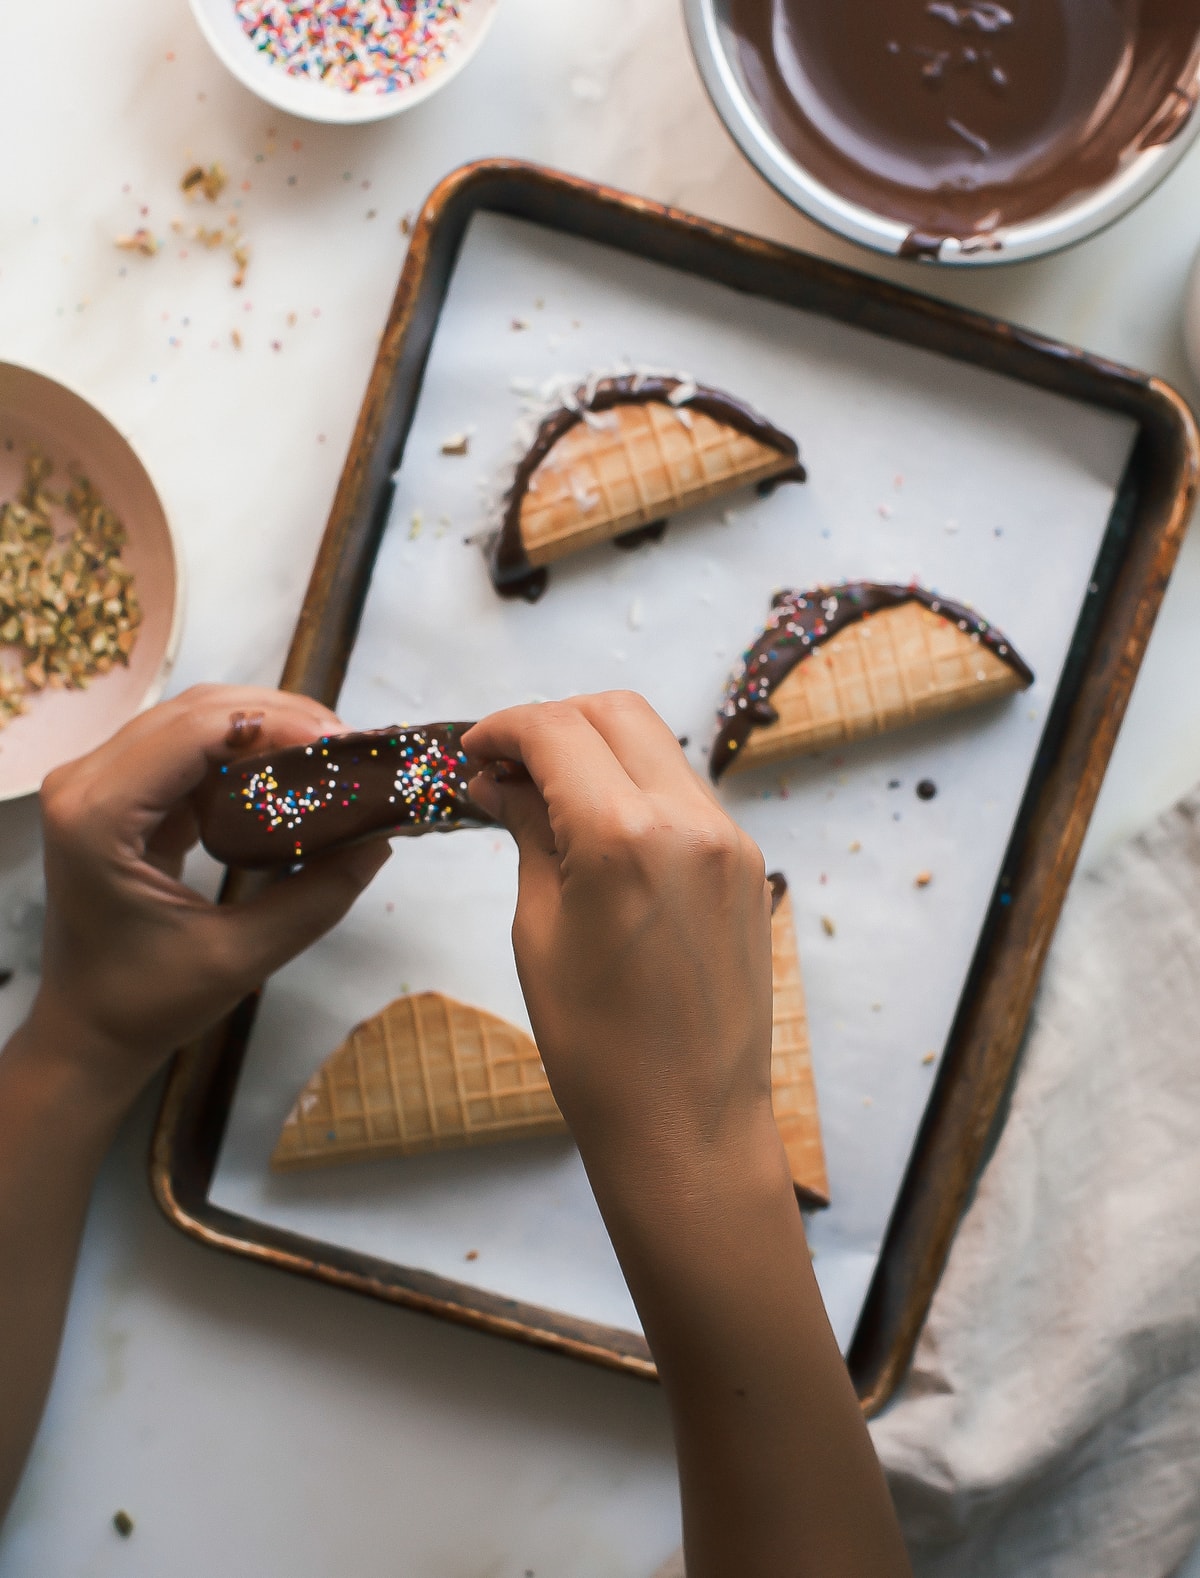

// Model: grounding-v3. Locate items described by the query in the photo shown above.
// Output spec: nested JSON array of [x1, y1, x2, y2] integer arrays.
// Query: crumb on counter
[[114, 228, 159, 256], [181, 162, 227, 202]]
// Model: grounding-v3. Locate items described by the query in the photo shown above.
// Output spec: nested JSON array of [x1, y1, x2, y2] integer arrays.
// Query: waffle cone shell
[[771, 887, 829, 1208], [520, 400, 796, 567], [271, 991, 566, 1171], [729, 599, 1026, 775]]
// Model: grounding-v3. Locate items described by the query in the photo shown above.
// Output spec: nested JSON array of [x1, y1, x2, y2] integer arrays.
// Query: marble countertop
[[2, 2, 1200, 1573]]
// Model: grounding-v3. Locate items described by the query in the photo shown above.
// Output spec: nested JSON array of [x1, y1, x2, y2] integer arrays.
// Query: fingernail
[[225, 710, 265, 749]]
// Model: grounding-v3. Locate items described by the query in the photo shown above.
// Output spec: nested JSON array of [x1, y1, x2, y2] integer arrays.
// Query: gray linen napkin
[[652, 784, 1200, 1578]]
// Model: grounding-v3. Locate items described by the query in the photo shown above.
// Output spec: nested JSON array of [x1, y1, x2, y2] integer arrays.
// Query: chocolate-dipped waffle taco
[[198, 723, 490, 867], [489, 372, 805, 601], [711, 582, 1033, 779]]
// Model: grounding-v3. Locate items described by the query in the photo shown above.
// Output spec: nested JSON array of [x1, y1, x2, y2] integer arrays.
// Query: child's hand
[[464, 692, 779, 1192], [29, 685, 389, 1111]]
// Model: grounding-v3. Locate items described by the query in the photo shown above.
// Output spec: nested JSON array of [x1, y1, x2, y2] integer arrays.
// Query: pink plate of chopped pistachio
[[0, 365, 182, 801], [188, 0, 498, 123]]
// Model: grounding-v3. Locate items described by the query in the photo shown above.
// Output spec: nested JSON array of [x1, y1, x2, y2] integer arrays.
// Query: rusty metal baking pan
[[151, 158, 1198, 1411]]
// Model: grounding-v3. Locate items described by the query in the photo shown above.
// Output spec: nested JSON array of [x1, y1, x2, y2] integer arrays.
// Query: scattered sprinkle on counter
[[915, 870, 933, 888], [233, 0, 465, 94]]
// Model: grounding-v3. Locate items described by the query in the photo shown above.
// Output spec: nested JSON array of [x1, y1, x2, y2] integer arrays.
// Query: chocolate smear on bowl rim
[[727, 0, 1200, 258]]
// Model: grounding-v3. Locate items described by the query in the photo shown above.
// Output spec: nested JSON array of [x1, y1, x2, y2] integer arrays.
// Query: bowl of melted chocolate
[[686, 0, 1200, 263]]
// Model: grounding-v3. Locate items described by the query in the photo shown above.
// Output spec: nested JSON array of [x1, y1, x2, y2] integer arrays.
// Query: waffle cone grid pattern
[[520, 401, 792, 565], [770, 890, 829, 1203], [733, 600, 1023, 773], [272, 992, 566, 1169]]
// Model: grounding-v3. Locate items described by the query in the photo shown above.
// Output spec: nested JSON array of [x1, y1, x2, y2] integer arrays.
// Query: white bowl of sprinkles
[[188, 0, 498, 124]]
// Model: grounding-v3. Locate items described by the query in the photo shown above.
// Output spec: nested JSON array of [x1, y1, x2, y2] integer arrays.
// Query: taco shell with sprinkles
[[489, 372, 806, 600], [711, 582, 1034, 779], [197, 723, 490, 867]]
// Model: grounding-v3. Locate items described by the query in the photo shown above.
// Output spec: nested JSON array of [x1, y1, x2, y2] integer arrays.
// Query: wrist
[[11, 995, 147, 1130], [584, 1103, 796, 1245]]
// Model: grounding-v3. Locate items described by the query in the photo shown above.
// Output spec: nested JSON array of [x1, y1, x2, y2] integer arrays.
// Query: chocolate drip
[[613, 519, 669, 550], [710, 582, 1034, 781], [728, 0, 1200, 251], [899, 231, 946, 261], [198, 723, 492, 869], [489, 374, 805, 600]]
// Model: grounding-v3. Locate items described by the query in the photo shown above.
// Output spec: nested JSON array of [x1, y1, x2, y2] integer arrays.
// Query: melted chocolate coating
[[728, 0, 1200, 252], [489, 374, 806, 600], [198, 724, 491, 868], [710, 581, 1034, 781]]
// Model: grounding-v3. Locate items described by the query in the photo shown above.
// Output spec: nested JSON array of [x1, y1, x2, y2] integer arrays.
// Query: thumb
[[220, 840, 392, 984]]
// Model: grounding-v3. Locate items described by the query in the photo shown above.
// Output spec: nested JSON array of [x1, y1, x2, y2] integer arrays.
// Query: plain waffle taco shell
[[770, 877, 829, 1209], [271, 991, 566, 1171]]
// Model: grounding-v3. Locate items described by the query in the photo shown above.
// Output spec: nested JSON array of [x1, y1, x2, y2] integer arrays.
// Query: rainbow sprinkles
[[197, 724, 491, 868], [233, 0, 465, 94]]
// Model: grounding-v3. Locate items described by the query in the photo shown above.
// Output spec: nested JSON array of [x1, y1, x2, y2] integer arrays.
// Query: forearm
[[0, 1020, 127, 1519], [591, 1130, 910, 1578]]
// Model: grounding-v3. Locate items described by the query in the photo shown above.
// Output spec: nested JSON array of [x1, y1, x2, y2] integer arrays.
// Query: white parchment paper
[[210, 212, 1137, 1350]]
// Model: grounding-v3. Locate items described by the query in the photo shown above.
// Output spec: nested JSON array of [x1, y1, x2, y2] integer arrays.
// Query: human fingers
[[88, 685, 335, 772], [143, 801, 201, 877], [46, 686, 341, 840], [470, 767, 561, 906], [463, 702, 639, 838], [571, 690, 712, 802], [216, 840, 393, 986]]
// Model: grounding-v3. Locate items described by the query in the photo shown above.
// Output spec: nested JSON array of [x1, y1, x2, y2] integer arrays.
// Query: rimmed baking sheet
[[206, 208, 1137, 1353]]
